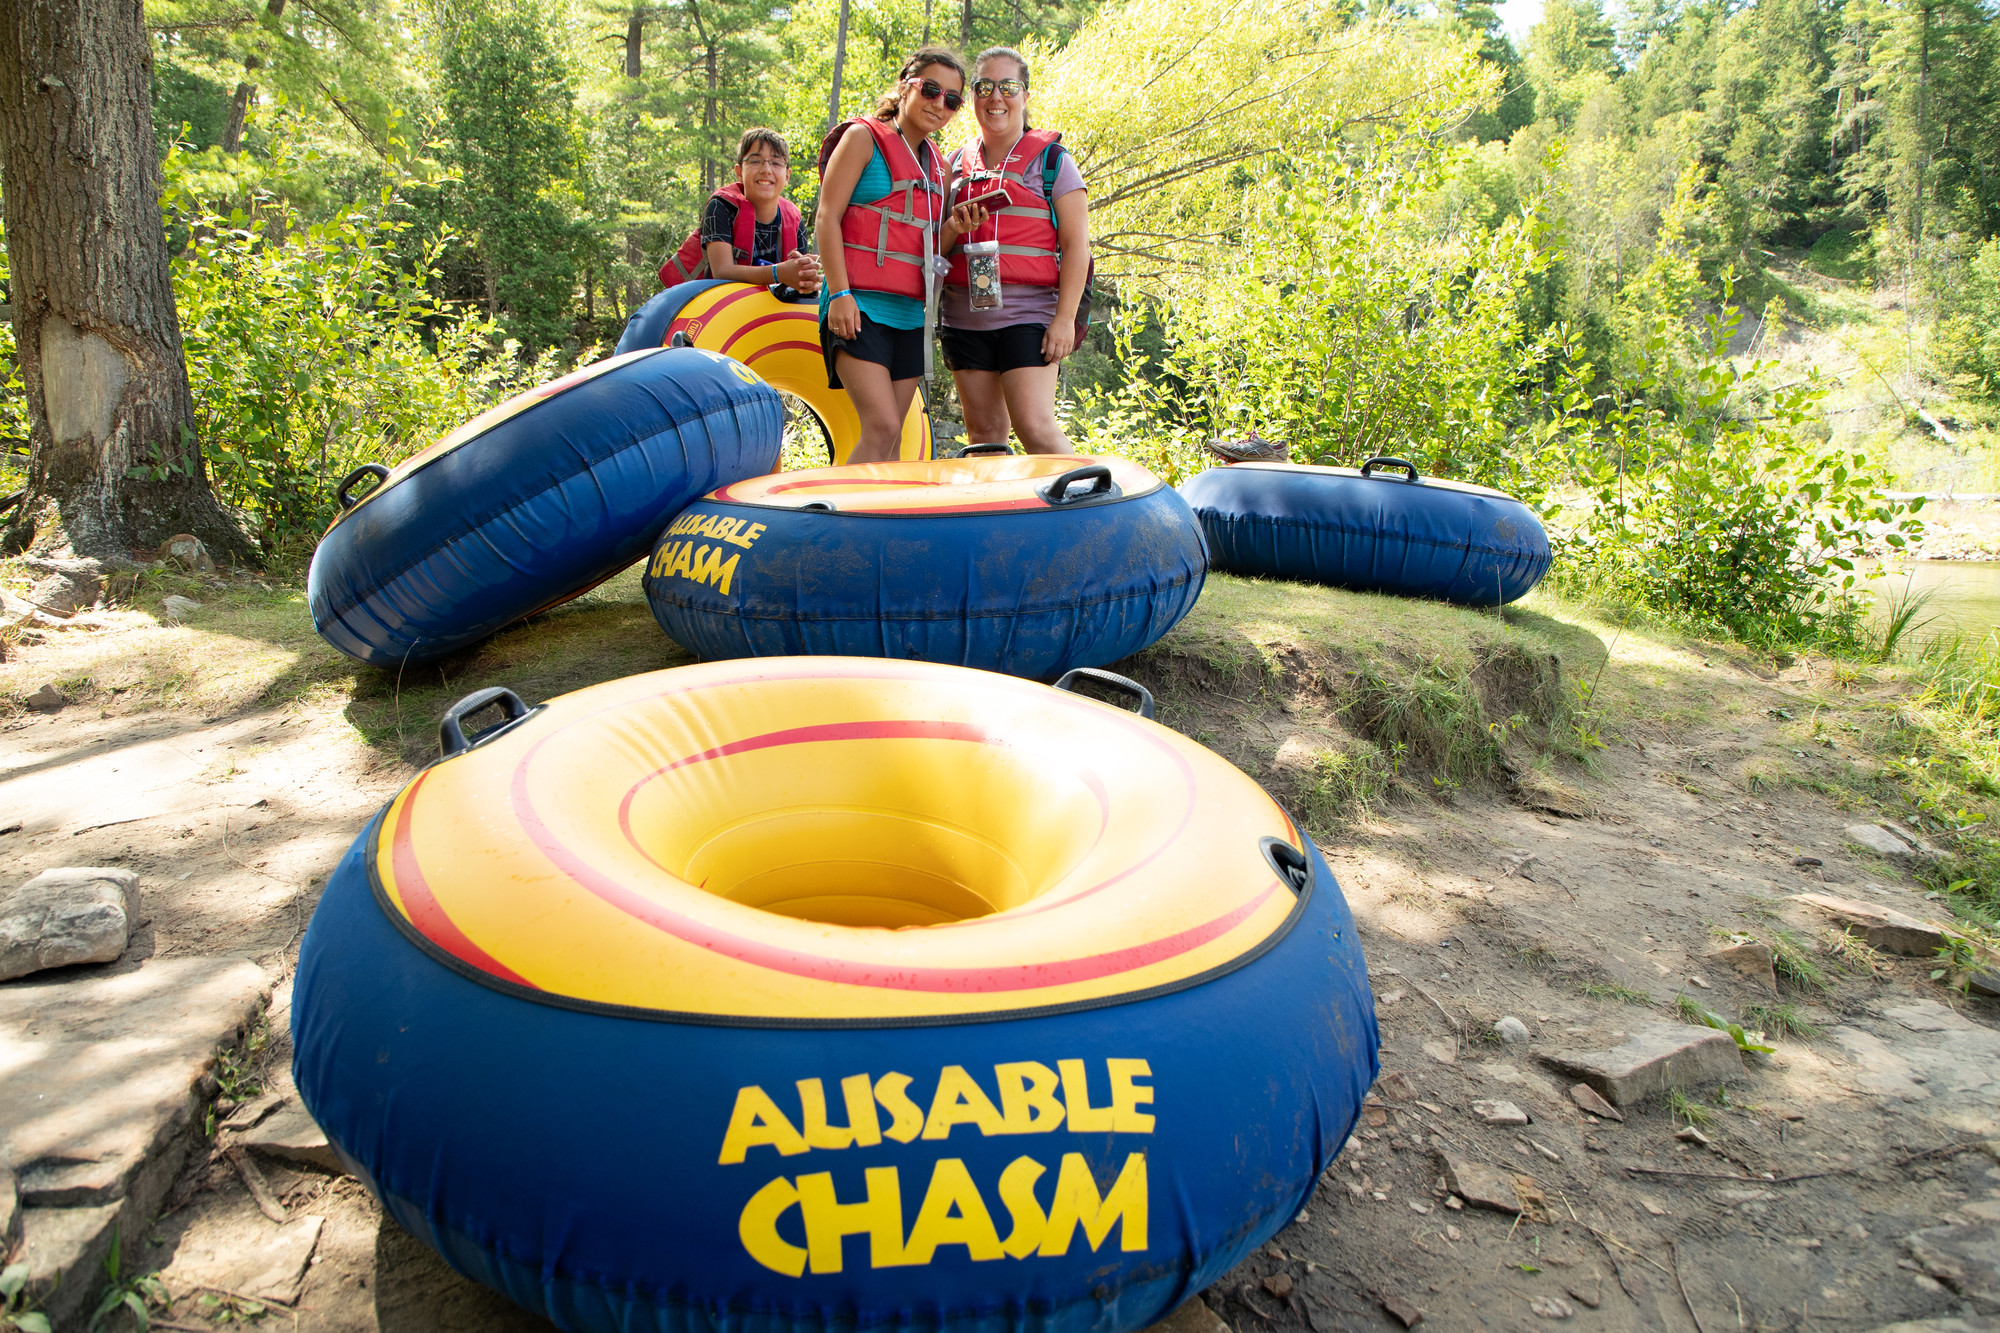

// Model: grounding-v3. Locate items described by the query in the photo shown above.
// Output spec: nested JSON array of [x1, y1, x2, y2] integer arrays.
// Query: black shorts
[[823, 311, 927, 387], [940, 322, 1050, 374]]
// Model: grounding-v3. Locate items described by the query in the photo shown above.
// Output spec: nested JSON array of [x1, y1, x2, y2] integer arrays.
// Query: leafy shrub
[[1936, 236, 2000, 402], [165, 163, 568, 551], [1555, 296, 1923, 645], [1074, 136, 1560, 497]]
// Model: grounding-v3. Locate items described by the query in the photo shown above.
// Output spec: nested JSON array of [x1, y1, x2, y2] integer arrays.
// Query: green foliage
[[436, 0, 584, 350], [1742, 1001, 1819, 1038], [1936, 238, 2000, 401], [1674, 993, 1778, 1052], [1077, 132, 1559, 499], [1771, 929, 1832, 989], [1, 1263, 52, 1333], [88, 1232, 168, 1332], [1667, 1086, 1715, 1127], [1557, 283, 1923, 646], [167, 164, 565, 547]]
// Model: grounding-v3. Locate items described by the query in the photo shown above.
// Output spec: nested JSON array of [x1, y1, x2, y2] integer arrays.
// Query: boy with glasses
[[659, 129, 821, 294]]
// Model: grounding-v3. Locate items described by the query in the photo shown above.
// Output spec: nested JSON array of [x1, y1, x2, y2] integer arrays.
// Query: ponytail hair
[[971, 46, 1032, 130], [872, 45, 968, 120]]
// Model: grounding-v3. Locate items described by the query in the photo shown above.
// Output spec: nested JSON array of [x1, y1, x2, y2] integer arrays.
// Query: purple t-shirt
[[939, 148, 1086, 332]]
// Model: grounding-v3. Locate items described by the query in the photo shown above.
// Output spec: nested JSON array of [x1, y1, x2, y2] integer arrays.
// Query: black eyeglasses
[[914, 78, 965, 111], [971, 77, 1025, 98]]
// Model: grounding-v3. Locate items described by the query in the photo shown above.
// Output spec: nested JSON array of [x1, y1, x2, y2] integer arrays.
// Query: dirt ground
[[3, 579, 1996, 1332]]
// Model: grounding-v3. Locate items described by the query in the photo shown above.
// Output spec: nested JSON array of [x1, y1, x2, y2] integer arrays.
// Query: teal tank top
[[821, 134, 929, 331]]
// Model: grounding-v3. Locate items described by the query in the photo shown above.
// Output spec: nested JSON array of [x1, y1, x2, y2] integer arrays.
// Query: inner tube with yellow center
[[617, 279, 932, 464], [292, 658, 1378, 1333], [644, 453, 1207, 680]]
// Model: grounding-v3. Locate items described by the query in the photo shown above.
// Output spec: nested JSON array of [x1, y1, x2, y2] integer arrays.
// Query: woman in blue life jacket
[[816, 48, 992, 464], [937, 46, 1091, 455]]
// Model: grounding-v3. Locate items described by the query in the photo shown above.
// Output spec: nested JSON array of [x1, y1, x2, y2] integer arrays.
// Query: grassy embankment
[[4, 550, 1997, 948]]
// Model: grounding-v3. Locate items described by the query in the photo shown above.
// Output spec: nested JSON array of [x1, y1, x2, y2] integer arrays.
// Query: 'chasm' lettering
[[738, 1151, 1149, 1275]]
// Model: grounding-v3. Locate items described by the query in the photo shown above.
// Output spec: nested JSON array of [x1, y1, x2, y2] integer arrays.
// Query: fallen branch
[[227, 1145, 287, 1223], [1669, 1240, 1709, 1333]]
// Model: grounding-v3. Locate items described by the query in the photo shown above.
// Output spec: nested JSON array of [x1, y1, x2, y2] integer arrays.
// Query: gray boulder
[[0, 868, 141, 981]]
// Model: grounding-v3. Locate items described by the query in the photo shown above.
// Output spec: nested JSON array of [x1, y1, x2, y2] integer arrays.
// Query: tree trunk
[[828, 0, 850, 131], [625, 11, 643, 77], [220, 0, 284, 154], [960, 0, 973, 53], [0, 0, 253, 561]]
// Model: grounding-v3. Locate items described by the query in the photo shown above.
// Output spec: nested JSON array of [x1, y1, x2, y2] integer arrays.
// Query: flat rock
[[239, 1107, 344, 1175], [1795, 893, 1949, 956], [0, 867, 140, 981], [1471, 1099, 1530, 1125], [1904, 1220, 2000, 1305], [1535, 1022, 1743, 1107], [164, 1211, 323, 1306], [1885, 1000, 1973, 1033], [1867, 1323, 2000, 1333], [1143, 1297, 1233, 1333], [1436, 1152, 1522, 1214], [1568, 1083, 1624, 1121], [1707, 940, 1776, 987], [23, 682, 62, 712], [1847, 823, 1928, 860], [0, 957, 267, 1208], [161, 594, 203, 623], [1422, 1040, 1457, 1065]]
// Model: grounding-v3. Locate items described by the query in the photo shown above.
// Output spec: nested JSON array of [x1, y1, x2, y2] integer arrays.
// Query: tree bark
[[0, 0, 253, 560], [828, 0, 850, 131]]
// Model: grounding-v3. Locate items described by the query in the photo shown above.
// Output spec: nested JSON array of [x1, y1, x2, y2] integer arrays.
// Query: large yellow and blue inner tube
[[643, 454, 1207, 680], [306, 347, 782, 666], [291, 658, 1379, 1333], [617, 280, 932, 464]]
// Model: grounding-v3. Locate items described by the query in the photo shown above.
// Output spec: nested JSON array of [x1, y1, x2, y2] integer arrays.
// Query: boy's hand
[[776, 252, 820, 291]]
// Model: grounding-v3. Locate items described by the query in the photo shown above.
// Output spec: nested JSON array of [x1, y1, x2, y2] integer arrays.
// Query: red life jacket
[[816, 117, 947, 301], [945, 130, 1065, 289], [658, 183, 804, 287]]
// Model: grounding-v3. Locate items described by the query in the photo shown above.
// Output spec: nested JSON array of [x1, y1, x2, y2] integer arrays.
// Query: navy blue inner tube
[[307, 347, 782, 666], [616, 278, 732, 355], [293, 814, 1375, 1333], [1179, 459, 1552, 605], [641, 461, 1209, 680]]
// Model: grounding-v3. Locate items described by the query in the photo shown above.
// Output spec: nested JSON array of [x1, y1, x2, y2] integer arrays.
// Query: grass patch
[[1742, 1002, 1820, 1038], [1668, 1088, 1716, 1129], [1818, 927, 1888, 978], [1580, 981, 1653, 1005], [1772, 930, 1832, 990]]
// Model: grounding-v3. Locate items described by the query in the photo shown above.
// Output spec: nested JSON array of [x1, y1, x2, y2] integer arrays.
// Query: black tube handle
[[669, 329, 694, 348], [958, 442, 1014, 457], [1039, 464, 1116, 505], [1358, 456, 1421, 482], [1260, 836, 1313, 893], [439, 687, 538, 759], [335, 463, 391, 510], [799, 500, 837, 512], [1052, 667, 1155, 720]]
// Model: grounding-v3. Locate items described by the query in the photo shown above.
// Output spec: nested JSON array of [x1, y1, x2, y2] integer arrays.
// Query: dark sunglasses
[[971, 77, 1025, 97], [914, 78, 965, 111]]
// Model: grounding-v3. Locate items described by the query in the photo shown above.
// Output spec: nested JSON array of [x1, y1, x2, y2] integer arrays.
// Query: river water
[[1864, 561, 2000, 646]]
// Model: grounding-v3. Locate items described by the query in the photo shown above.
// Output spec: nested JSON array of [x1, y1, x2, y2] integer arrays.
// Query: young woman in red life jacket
[[937, 46, 1092, 455], [659, 129, 821, 292], [815, 47, 992, 464]]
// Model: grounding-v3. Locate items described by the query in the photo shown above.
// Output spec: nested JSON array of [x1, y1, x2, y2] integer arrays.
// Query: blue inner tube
[[307, 347, 782, 666], [1179, 457, 1552, 605], [616, 279, 731, 355], [641, 456, 1208, 680], [292, 752, 1376, 1320]]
